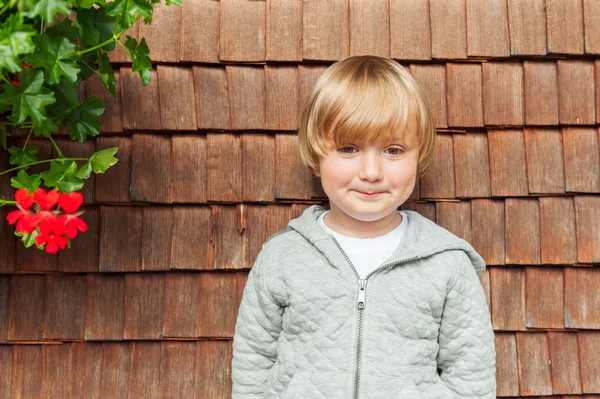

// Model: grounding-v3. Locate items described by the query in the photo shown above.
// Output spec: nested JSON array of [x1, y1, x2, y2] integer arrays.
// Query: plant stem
[[22, 127, 34, 149], [79, 57, 99, 77], [47, 134, 63, 158], [0, 199, 17, 206], [0, 157, 88, 176], [0, 0, 16, 18], [75, 27, 129, 57]]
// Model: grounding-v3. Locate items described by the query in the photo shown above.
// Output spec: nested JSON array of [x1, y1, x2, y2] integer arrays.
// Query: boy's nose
[[359, 152, 383, 182]]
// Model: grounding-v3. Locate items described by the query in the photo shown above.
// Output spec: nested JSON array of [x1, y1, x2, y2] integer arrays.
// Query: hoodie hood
[[287, 204, 486, 276]]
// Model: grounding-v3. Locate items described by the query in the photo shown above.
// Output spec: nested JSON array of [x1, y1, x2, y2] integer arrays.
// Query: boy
[[232, 55, 496, 398]]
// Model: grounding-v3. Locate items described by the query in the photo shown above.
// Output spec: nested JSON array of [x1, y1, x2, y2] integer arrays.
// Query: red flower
[[22, 62, 34, 70], [34, 189, 60, 210], [62, 215, 87, 239], [58, 192, 84, 214], [15, 189, 35, 210], [12, 80, 20, 86], [6, 210, 36, 233], [35, 218, 68, 254]]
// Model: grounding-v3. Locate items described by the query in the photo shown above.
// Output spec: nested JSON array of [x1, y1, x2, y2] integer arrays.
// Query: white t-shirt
[[318, 210, 408, 279]]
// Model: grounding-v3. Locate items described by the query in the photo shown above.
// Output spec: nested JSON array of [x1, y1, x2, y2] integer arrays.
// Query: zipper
[[329, 235, 420, 399]]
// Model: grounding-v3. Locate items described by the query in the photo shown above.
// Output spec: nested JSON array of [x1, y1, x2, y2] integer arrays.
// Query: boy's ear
[[313, 168, 321, 177]]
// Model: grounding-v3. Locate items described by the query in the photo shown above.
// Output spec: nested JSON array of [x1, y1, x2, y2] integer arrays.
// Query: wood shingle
[[0, 345, 12, 397], [579, 332, 600, 393], [482, 62, 523, 126], [390, 0, 431, 60], [409, 64, 447, 128], [507, 0, 547, 56], [139, 2, 181, 63], [574, 195, 600, 263], [523, 61, 559, 126], [491, 267, 526, 330], [435, 201, 472, 244], [274, 134, 313, 200], [8, 275, 45, 341], [193, 66, 231, 130], [43, 274, 86, 340], [213, 205, 245, 270], [198, 272, 240, 337], [179, 0, 219, 63], [131, 133, 171, 203], [505, 199, 541, 265], [525, 267, 564, 329], [453, 133, 491, 198], [70, 343, 103, 398], [494, 333, 519, 396], [348, 0, 390, 57], [516, 332, 553, 395], [472, 199, 505, 265], [85, 274, 125, 341], [546, 0, 585, 54], [265, 66, 299, 131], [539, 197, 578, 265], [171, 135, 207, 204], [207, 134, 242, 202], [563, 128, 600, 193], [141, 207, 173, 271], [120, 67, 162, 130], [220, 0, 266, 62], [420, 134, 455, 199], [558, 60, 596, 125], [157, 66, 197, 131], [195, 341, 233, 398], [446, 63, 483, 127], [124, 273, 165, 340], [523, 129, 565, 194], [488, 130, 529, 197], [159, 342, 197, 398], [128, 342, 161, 399], [86, 72, 123, 133], [429, 0, 467, 59], [565, 267, 600, 329], [303, 0, 349, 61], [40, 344, 72, 398], [95, 136, 131, 203], [227, 66, 265, 131], [466, 0, 510, 57], [242, 134, 275, 202], [163, 273, 201, 338], [548, 332, 582, 394], [59, 206, 100, 273], [99, 206, 142, 272], [99, 342, 131, 397], [11, 345, 42, 398], [266, 0, 303, 61], [170, 207, 213, 270], [0, 277, 9, 343]]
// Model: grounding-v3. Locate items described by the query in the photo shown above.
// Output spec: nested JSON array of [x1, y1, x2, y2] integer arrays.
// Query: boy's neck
[[323, 204, 403, 238]]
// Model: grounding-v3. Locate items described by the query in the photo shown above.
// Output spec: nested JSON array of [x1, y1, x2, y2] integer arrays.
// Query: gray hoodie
[[232, 205, 496, 398]]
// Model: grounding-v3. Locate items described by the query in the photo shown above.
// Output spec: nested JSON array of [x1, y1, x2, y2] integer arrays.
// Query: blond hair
[[298, 55, 436, 177]]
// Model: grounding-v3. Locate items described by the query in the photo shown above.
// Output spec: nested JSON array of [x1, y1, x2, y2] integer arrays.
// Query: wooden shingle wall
[[1, 0, 600, 397]]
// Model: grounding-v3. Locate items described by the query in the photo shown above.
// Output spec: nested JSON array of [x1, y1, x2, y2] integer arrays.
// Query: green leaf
[[45, 18, 79, 43], [23, 0, 72, 24], [21, 230, 39, 248], [75, 161, 92, 179], [89, 147, 118, 173], [40, 159, 84, 193], [0, 69, 56, 125], [0, 14, 37, 74], [48, 76, 79, 117], [105, 0, 153, 28], [0, 124, 6, 150], [97, 51, 116, 95], [76, 50, 99, 81], [73, 0, 98, 8], [166, 0, 182, 5], [8, 145, 37, 166], [66, 96, 105, 142], [25, 35, 81, 85], [124, 36, 152, 85], [76, 7, 119, 51], [11, 170, 42, 191], [33, 119, 59, 138]]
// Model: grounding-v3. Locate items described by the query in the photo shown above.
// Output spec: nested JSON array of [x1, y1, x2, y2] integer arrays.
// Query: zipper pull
[[357, 279, 367, 309]]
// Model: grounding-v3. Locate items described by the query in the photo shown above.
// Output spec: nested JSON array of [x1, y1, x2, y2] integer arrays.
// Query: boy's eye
[[338, 147, 357, 154], [385, 146, 404, 156]]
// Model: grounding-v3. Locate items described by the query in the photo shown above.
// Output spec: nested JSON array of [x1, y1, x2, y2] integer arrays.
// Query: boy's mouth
[[353, 190, 384, 198]]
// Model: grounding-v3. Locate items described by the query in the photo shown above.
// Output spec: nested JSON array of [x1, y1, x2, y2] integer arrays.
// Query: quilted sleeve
[[232, 250, 286, 398], [436, 254, 496, 398]]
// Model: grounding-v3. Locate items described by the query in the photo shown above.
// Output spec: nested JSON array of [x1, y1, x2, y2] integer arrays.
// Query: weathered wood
[[453, 133, 491, 198], [95, 136, 131, 203], [507, 0, 547, 55], [43, 275, 86, 340], [59, 206, 100, 273], [128, 342, 161, 399], [583, 0, 600, 54], [0, 208, 16, 273], [565, 267, 600, 328], [446, 63, 483, 127], [472, 199, 505, 265], [516, 333, 553, 395], [242, 134, 275, 202], [207, 133, 243, 202], [466, 0, 510, 57], [546, 0, 585, 54], [390, 0, 431, 60], [558, 61, 596, 124], [157, 66, 197, 130], [180, 0, 219, 63], [213, 205, 245, 270], [120, 67, 161, 130], [578, 332, 600, 393], [85, 274, 125, 341], [227, 66, 266, 130], [8, 275, 45, 341], [348, 0, 389, 57], [491, 267, 526, 330], [0, 345, 12, 397], [274, 134, 313, 200], [429, 0, 467, 59], [171, 207, 213, 270], [159, 342, 197, 398], [505, 199, 541, 264], [171, 135, 207, 203], [435, 201, 472, 243], [142, 207, 173, 271], [547, 332, 582, 394], [401, 202, 435, 222], [70, 342, 102, 399], [420, 134, 455, 199], [482, 62, 523, 126], [266, 0, 302, 61], [525, 267, 563, 329], [99, 342, 131, 397], [409, 64, 446, 128], [245, 205, 270, 268], [193, 66, 231, 130], [523, 61, 559, 125], [265, 66, 298, 131], [563, 128, 600, 193], [163, 273, 201, 337], [303, 0, 349, 61], [523, 129, 565, 194], [124, 273, 166, 340], [298, 65, 327, 116], [198, 273, 240, 337], [488, 130, 529, 197], [574, 196, 600, 263], [11, 345, 42, 398], [86, 71, 123, 132], [0, 277, 9, 343], [220, 0, 265, 62], [539, 197, 578, 265], [40, 343, 72, 398], [99, 206, 142, 272], [195, 341, 233, 398], [131, 134, 171, 203], [138, 2, 180, 62], [494, 333, 519, 396]]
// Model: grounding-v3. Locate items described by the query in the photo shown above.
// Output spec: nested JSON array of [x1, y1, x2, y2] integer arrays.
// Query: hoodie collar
[[288, 204, 486, 276]]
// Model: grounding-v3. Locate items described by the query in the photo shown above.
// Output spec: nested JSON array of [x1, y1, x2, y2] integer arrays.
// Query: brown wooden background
[[1, 0, 600, 397]]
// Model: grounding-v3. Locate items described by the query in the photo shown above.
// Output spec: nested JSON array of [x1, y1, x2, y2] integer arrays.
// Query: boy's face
[[315, 117, 419, 228]]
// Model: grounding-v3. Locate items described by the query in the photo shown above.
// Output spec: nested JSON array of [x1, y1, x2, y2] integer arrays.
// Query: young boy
[[232, 55, 496, 398]]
